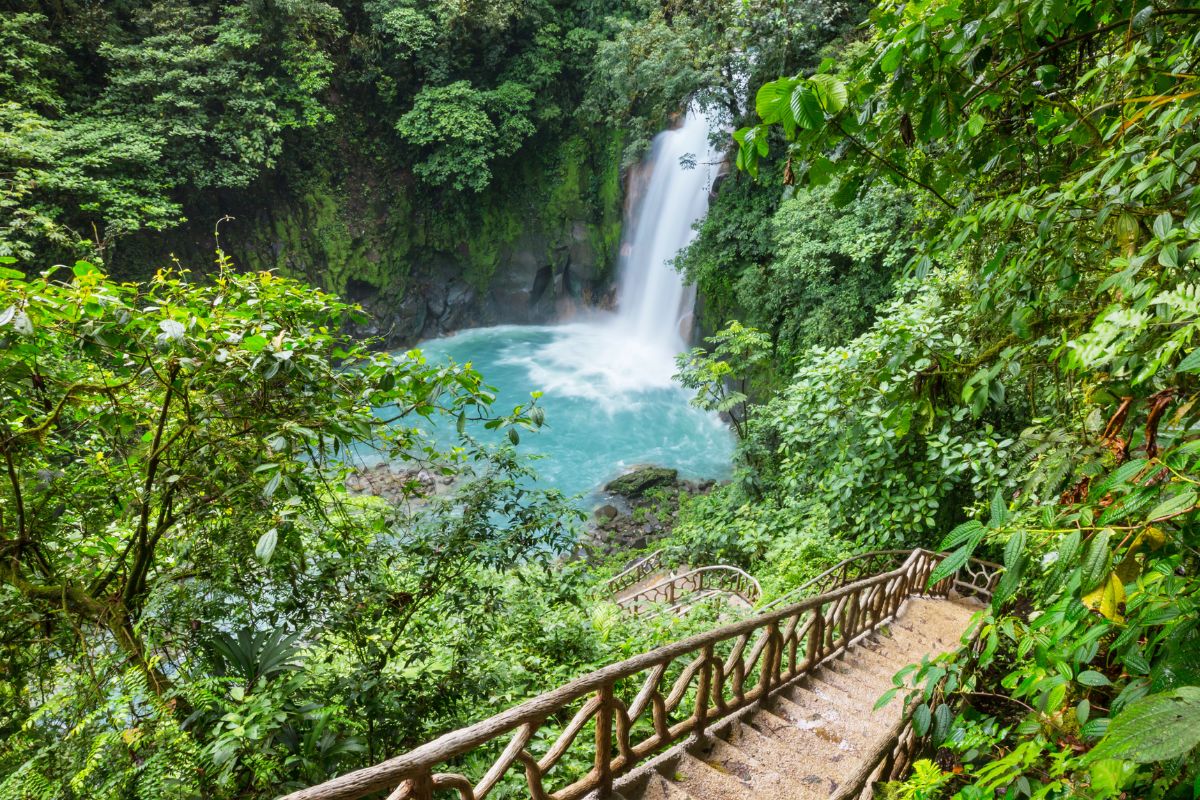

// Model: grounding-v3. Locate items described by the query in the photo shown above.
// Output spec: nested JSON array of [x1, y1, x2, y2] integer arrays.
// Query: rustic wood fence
[[615, 565, 762, 615], [604, 551, 664, 596], [281, 549, 1001, 800]]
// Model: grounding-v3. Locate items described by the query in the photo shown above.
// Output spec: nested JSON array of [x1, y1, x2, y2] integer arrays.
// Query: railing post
[[694, 644, 714, 739], [807, 608, 823, 665], [405, 770, 434, 800], [756, 622, 779, 708], [847, 591, 860, 639], [595, 683, 614, 798]]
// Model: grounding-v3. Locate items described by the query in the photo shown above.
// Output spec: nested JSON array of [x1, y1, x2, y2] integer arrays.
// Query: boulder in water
[[604, 466, 679, 498]]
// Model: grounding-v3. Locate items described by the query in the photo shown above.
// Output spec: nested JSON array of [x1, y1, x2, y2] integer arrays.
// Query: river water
[[400, 109, 734, 503]]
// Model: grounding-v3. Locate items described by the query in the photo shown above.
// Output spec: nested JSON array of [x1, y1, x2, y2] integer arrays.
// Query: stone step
[[665, 752, 754, 800], [638, 773, 699, 800], [692, 737, 813, 800], [723, 720, 828, 798]]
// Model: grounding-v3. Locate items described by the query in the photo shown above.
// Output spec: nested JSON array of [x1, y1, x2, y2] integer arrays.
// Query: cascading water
[[615, 108, 721, 352], [383, 107, 733, 502]]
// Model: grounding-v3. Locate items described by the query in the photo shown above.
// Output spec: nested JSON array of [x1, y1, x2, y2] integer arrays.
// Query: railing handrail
[[758, 549, 913, 611], [616, 564, 763, 612], [280, 548, 1002, 800], [605, 550, 664, 593]]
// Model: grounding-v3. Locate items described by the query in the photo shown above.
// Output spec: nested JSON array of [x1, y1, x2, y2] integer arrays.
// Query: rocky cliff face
[[118, 128, 626, 348]]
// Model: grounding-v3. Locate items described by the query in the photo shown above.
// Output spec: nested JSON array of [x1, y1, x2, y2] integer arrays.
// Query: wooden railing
[[615, 565, 762, 615], [280, 549, 1001, 800], [758, 549, 912, 611], [605, 550, 664, 596]]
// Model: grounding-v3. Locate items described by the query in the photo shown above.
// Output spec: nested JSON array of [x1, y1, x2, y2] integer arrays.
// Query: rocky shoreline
[[344, 463, 721, 556]]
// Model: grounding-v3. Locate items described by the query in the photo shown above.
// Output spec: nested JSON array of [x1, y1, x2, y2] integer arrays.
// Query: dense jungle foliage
[[671, 0, 1200, 794], [4, 0, 1200, 798]]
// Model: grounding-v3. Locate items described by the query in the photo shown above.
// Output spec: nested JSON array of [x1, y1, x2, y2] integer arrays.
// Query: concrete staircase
[[612, 597, 978, 800]]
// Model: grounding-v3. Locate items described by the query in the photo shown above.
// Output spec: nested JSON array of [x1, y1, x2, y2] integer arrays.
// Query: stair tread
[[638, 773, 699, 800], [724, 721, 830, 793], [666, 752, 755, 800], [693, 738, 816, 800]]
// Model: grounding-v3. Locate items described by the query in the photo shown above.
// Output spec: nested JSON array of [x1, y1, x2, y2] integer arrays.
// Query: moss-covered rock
[[604, 466, 679, 498]]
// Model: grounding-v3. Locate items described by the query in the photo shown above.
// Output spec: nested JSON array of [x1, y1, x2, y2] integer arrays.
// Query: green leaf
[[932, 703, 952, 743], [929, 545, 973, 585], [255, 528, 278, 564], [809, 74, 848, 114], [1147, 489, 1196, 521], [941, 520, 983, 550], [1176, 348, 1200, 373], [1153, 212, 1174, 240], [790, 83, 825, 129], [880, 43, 904, 73], [1078, 670, 1112, 687], [755, 78, 798, 125], [874, 686, 900, 710], [1053, 530, 1081, 576], [912, 703, 931, 736], [967, 113, 984, 137], [1081, 529, 1112, 591], [1004, 530, 1026, 569], [989, 489, 1008, 528], [1087, 687, 1200, 763], [243, 334, 268, 353]]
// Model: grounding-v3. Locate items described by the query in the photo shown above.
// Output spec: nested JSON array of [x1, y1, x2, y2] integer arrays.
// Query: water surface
[[413, 321, 734, 502]]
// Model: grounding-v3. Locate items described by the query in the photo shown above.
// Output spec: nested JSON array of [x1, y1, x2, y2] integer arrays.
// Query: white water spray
[[615, 108, 721, 352]]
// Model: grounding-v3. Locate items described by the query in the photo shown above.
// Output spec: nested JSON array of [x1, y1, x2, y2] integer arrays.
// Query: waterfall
[[614, 108, 720, 352]]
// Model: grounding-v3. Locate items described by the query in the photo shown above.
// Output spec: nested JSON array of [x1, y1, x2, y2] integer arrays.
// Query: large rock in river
[[604, 466, 679, 498]]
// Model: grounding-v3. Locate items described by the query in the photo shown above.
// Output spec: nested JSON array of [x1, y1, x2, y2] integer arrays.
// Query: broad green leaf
[[1080, 529, 1112, 591], [1147, 489, 1196, 521], [809, 74, 848, 114], [790, 83, 825, 129], [912, 703, 931, 736], [988, 489, 1008, 528], [929, 545, 973, 585], [1176, 348, 1200, 373], [255, 528, 278, 564], [880, 43, 903, 73], [941, 520, 983, 550], [755, 78, 797, 126], [1078, 670, 1112, 687], [1004, 530, 1026, 569], [1088, 687, 1200, 763]]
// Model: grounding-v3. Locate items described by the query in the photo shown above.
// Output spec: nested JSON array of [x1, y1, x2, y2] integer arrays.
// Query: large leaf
[[810, 74, 848, 114], [929, 544, 973, 585], [1088, 687, 1200, 763], [1080, 529, 1112, 591], [1147, 488, 1196, 521], [941, 520, 984, 549], [790, 82, 825, 130], [755, 78, 798, 127]]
